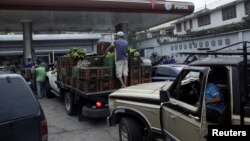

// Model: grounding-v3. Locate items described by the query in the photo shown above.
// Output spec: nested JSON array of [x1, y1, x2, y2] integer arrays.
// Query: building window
[[193, 43, 197, 48], [211, 40, 216, 46], [189, 20, 193, 29], [189, 43, 192, 49], [184, 44, 187, 49], [171, 53, 174, 57], [218, 40, 223, 45], [179, 44, 182, 50], [199, 42, 203, 48], [198, 14, 211, 27], [225, 38, 230, 45], [171, 46, 174, 51], [222, 5, 236, 21], [205, 41, 209, 47], [245, 1, 250, 15], [175, 53, 178, 57], [175, 45, 178, 50], [180, 54, 183, 57], [177, 23, 182, 32], [184, 21, 187, 31]]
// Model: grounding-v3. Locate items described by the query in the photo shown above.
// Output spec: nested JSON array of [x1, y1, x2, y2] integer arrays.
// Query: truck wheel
[[119, 117, 142, 141], [64, 92, 77, 116], [45, 80, 53, 98]]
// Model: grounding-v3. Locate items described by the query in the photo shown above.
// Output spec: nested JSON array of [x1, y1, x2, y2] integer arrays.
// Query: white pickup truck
[[46, 68, 60, 97]]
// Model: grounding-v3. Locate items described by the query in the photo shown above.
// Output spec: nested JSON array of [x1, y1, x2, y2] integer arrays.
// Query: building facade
[[135, 0, 250, 63]]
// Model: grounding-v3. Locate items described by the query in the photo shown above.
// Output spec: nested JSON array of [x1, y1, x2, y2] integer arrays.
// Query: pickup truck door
[[160, 67, 209, 141], [48, 71, 59, 92]]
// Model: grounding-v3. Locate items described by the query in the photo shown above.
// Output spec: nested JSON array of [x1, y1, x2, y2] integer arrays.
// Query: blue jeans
[[36, 81, 46, 98]]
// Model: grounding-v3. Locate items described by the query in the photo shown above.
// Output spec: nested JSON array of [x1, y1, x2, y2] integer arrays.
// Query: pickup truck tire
[[64, 92, 77, 115], [119, 117, 142, 141]]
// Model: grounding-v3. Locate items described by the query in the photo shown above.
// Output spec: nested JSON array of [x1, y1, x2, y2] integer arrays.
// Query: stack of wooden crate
[[58, 56, 116, 92], [141, 66, 152, 83], [128, 56, 141, 85], [77, 67, 100, 92], [128, 55, 152, 85], [57, 52, 152, 91]]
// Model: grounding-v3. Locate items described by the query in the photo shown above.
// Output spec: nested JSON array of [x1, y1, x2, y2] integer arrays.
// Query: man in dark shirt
[[113, 31, 128, 88]]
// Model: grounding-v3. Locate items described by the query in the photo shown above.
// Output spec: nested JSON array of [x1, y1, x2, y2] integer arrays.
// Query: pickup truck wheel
[[119, 117, 142, 141], [64, 92, 77, 116], [45, 80, 53, 98]]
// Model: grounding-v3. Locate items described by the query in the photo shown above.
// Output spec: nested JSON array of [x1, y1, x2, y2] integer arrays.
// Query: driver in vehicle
[[205, 70, 225, 123]]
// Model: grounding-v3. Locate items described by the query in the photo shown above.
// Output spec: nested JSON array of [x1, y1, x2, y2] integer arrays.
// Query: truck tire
[[45, 80, 53, 98], [119, 117, 142, 141], [64, 92, 77, 116]]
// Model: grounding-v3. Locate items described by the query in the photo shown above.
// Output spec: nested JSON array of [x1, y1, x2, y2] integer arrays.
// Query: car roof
[[0, 73, 21, 77]]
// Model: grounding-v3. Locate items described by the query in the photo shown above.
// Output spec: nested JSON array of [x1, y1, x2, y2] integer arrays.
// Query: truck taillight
[[96, 101, 102, 108], [40, 117, 48, 141]]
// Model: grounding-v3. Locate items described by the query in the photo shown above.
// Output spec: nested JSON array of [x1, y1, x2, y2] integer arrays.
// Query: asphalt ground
[[38, 97, 119, 141]]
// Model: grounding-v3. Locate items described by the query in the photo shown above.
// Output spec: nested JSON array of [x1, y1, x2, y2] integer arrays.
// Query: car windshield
[[0, 77, 39, 123]]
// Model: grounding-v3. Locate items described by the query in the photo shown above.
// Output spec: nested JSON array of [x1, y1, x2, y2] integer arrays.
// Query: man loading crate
[[113, 31, 128, 88], [105, 31, 128, 88]]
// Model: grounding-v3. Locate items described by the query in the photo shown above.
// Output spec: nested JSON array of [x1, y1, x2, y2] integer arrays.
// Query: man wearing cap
[[112, 31, 128, 88]]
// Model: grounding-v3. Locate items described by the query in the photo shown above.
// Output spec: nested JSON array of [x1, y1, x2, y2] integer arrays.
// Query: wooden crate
[[129, 77, 141, 86], [66, 77, 77, 87], [100, 79, 114, 91], [141, 66, 152, 77], [85, 56, 103, 67], [129, 66, 141, 78], [100, 67, 113, 79], [61, 56, 69, 67], [113, 78, 121, 89], [128, 56, 141, 66], [68, 58, 78, 67], [77, 80, 99, 93], [141, 76, 152, 83], [61, 75, 67, 84], [78, 67, 100, 80], [60, 67, 67, 76]]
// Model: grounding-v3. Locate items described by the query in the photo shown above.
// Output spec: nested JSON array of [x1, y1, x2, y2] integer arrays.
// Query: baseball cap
[[116, 31, 124, 37]]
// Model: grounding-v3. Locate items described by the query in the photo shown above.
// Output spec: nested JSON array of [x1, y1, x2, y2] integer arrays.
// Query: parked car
[[0, 73, 48, 141], [152, 64, 186, 82]]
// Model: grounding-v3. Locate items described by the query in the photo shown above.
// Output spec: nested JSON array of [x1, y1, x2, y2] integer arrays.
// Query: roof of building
[[0, 34, 102, 41]]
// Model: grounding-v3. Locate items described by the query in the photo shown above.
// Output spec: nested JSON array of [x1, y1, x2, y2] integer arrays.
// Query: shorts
[[115, 60, 128, 78]]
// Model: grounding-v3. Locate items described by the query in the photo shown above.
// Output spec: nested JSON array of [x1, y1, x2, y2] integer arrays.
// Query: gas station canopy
[[0, 0, 194, 32]]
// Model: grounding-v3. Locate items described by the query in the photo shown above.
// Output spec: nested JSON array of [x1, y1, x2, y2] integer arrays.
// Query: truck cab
[[107, 42, 250, 141]]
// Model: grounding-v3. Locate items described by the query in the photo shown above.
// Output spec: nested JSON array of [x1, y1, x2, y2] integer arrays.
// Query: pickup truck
[[46, 68, 115, 119], [107, 41, 250, 141]]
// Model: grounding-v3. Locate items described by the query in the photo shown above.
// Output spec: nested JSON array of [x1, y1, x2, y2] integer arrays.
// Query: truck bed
[[56, 80, 117, 99]]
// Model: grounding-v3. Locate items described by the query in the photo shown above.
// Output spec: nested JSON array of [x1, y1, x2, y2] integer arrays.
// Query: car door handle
[[189, 114, 199, 120]]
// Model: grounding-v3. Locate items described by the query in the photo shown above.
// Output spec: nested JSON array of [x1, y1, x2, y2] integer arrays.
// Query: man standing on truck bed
[[113, 31, 128, 88]]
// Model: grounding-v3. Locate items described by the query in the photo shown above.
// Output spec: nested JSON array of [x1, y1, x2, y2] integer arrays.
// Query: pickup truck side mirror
[[160, 90, 170, 102]]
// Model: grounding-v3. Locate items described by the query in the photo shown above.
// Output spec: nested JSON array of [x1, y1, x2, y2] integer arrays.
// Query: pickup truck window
[[0, 78, 39, 123], [171, 70, 203, 107], [154, 67, 178, 77]]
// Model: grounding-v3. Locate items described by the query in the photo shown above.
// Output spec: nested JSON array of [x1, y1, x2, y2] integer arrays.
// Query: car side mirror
[[160, 90, 170, 102]]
